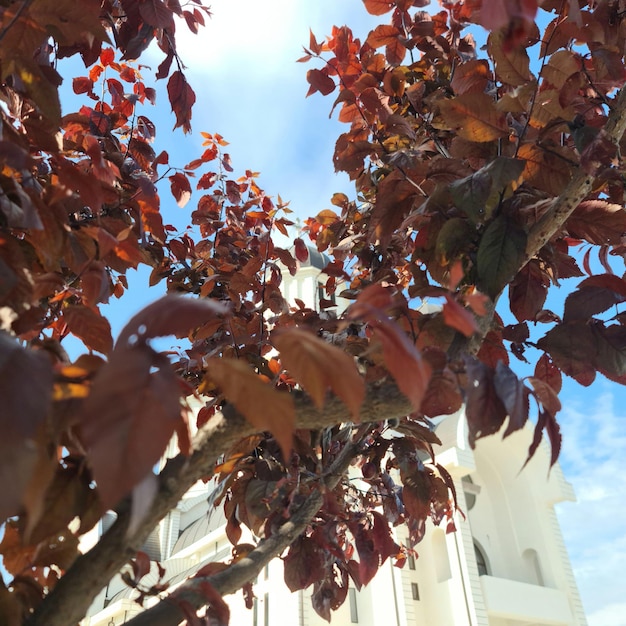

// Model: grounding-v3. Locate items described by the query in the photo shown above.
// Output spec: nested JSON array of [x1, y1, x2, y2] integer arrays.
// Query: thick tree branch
[[124, 426, 367, 626], [523, 84, 626, 266], [451, 85, 626, 359], [27, 382, 411, 626]]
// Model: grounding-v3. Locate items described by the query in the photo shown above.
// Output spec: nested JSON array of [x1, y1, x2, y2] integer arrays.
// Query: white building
[[84, 254, 588, 626]]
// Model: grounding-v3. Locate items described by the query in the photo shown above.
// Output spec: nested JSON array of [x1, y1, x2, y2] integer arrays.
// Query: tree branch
[[27, 382, 411, 626], [124, 426, 367, 626], [523, 84, 626, 266]]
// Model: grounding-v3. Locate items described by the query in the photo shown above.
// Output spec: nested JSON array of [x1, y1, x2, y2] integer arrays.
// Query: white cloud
[[161, 1, 382, 220], [555, 383, 626, 625], [587, 603, 626, 626]]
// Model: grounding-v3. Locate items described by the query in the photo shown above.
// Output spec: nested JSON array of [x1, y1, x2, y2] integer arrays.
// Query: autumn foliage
[[1, 0, 625, 623]]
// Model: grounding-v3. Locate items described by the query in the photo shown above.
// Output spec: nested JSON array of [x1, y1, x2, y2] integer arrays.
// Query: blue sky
[[74, 1, 625, 623]]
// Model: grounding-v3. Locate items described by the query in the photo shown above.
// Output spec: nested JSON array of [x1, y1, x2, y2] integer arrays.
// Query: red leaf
[[442, 295, 478, 337], [206, 358, 295, 458], [493, 361, 529, 437], [0, 336, 53, 521], [308, 29, 323, 55], [273, 327, 365, 420], [100, 47, 115, 66], [366, 24, 401, 48], [534, 353, 562, 393], [306, 69, 336, 97], [509, 261, 549, 322], [527, 377, 561, 417], [139, 0, 174, 28], [565, 200, 626, 245], [73, 76, 93, 95], [524, 408, 561, 469], [294, 237, 309, 262], [348, 284, 394, 315], [169, 171, 192, 208], [536, 323, 597, 386], [464, 357, 507, 447], [167, 70, 195, 133], [283, 537, 325, 592], [117, 295, 229, 347], [451, 60, 491, 95], [363, 0, 395, 15], [63, 305, 113, 355], [198, 581, 230, 626], [370, 318, 432, 411], [350, 522, 380, 586], [439, 93, 508, 142], [563, 274, 626, 322], [479, 0, 537, 32], [385, 38, 407, 66], [81, 347, 183, 508]]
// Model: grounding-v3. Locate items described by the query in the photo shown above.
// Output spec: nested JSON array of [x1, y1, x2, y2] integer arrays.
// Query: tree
[[0, 0, 625, 623]]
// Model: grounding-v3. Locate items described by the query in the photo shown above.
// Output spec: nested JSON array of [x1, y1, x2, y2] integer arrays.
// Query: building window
[[411, 582, 420, 601], [461, 475, 481, 511], [522, 548, 544, 586], [349, 588, 358, 623], [474, 541, 489, 576], [317, 282, 336, 307], [407, 552, 416, 570]]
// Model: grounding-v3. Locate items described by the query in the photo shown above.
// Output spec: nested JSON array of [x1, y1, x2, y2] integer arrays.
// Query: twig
[[124, 428, 366, 626], [0, 0, 33, 45], [522, 84, 626, 268]]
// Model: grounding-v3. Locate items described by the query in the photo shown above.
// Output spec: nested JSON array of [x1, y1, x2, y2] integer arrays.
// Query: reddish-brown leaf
[[536, 323, 597, 385], [534, 353, 562, 393], [370, 318, 432, 411], [72, 76, 93, 95], [479, 0, 537, 32], [363, 0, 395, 15], [509, 261, 550, 323], [487, 31, 533, 86], [386, 38, 406, 66], [528, 377, 562, 417], [273, 327, 365, 420], [439, 93, 508, 142], [451, 60, 491, 95], [0, 336, 53, 522], [169, 171, 192, 208], [306, 68, 336, 97], [421, 369, 463, 417], [117, 295, 229, 347], [167, 71, 195, 133], [81, 347, 182, 508], [294, 237, 309, 263], [494, 361, 529, 437], [198, 580, 230, 626], [63, 306, 113, 355], [518, 143, 573, 196], [366, 24, 401, 48], [442, 295, 478, 337], [563, 274, 626, 322], [464, 357, 508, 447], [283, 537, 325, 592], [206, 358, 295, 458], [565, 201, 626, 245], [139, 0, 174, 28]]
